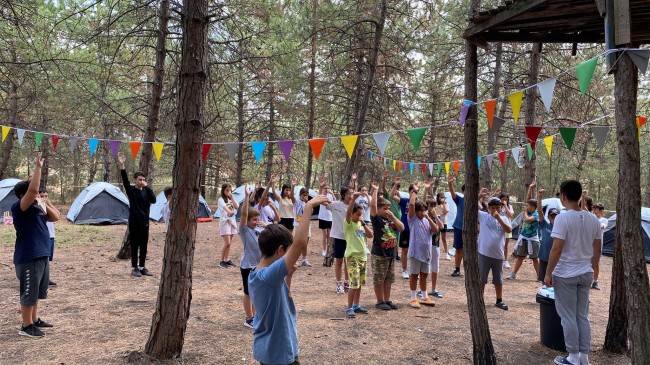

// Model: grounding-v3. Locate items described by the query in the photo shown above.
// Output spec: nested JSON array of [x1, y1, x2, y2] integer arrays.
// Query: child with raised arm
[[407, 187, 439, 308], [425, 199, 445, 298], [249, 194, 329, 365], [343, 192, 373, 318], [293, 185, 312, 267], [370, 180, 404, 310], [509, 182, 540, 280], [239, 186, 262, 329], [327, 181, 354, 294], [275, 177, 297, 233], [318, 173, 334, 257], [256, 175, 280, 226], [448, 173, 465, 277]]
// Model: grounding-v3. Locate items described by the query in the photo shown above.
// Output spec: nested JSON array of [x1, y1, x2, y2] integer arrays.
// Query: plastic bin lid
[[537, 286, 555, 300]]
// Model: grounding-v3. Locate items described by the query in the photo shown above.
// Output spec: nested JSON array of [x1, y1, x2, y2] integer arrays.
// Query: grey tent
[[67, 182, 130, 225], [602, 207, 650, 263], [149, 191, 211, 222], [0, 178, 20, 214], [511, 198, 564, 239], [214, 185, 319, 220]]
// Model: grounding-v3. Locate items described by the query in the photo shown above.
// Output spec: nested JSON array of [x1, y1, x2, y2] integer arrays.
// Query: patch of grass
[[0, 224, 107, 248]]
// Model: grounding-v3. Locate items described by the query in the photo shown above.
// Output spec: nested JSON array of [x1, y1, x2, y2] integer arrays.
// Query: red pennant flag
[[308, 138, 326, 160], [51, 135, 60, 151], [498, 151, 506, 166], [130, 141, 142, 160], [453, 161, 459, 174], [202, 143, 211, 162], [421, 164, 427, 174], [525, 126, 544, 149], [638, 115, 648, 128], [484, 99, 497, 128]]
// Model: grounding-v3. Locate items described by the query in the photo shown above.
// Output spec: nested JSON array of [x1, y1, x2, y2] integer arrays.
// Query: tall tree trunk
[[463, 1, 497, 364], [144, 0, 207, 358], [644, 158, 650, 207], [343, 0, 386, 182], [614, 51, 650, 364], [0, 80, 18, 180], [139, 0, 169, 180], [604, 218, 628, 352], [481, 42, 503, 189], [523, 44, 540, 189], [235, 78, 245, 187], [265, 90, 275, 182], [305, 0, 318, 190]]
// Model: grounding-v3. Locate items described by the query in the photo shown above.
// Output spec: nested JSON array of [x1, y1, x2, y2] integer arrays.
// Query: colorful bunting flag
[[591, 126, 609, 150], [1, 126, 9, 142], [409, 162, 414, 175], [484, 99, 497, 128], [477, 156, 482, 169], [526, 144, 533, 159], [17, 129, 24, 145], [251, 141, 266, 163], [278, 140, 294, 162], [498, 151, 506, 166], [428, 163, 434, 175], [308, 138, 325, 160], [340, 135, 358, 158], [489, 116, 507, 143], [202, 143, 211, 162], [444, 162, 450, 175], [436, 163, 442, 175], [628, 50, 650, 75], [372, 132, 391, 155], [130, 141, 142, 160], [525, 126, 543, 149], [453, 161, 459, 174], [89, 138, 99, 156], [109, 140, 120, 157], [508, 91, 524, 123], [223, 143, 238, 161], [575, 56, 598, 96], [69, 137, 78, 152], [421, 163, 427, 175], [392, 160, 397, 171], [51, 135, 60, 151], [459, 103, 470, 127], [637, 116, 648, 129], [512, 148, 522, 168], [559, 127, 577, 150], [152, 142, 164, 161], [35, 132, 43, 149], [538, 78, 557, 112], [398, 161, 403, 171], [543, 136, 554, 156], [406, 128, 426, 152], [486, 155, 494, 169]]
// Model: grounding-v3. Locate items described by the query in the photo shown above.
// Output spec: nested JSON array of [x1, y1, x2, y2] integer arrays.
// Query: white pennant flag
[[428, 163, 434, 175], [372, 132, 391, 155], [538, 77, 557, 113], [486, 154, 494, 169], [512, 147, 525, 168], [17, 129, 25, 145]]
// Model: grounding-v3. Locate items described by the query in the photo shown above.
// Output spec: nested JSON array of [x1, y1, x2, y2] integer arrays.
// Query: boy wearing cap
[[537, 188, 558, 282], [477, 191, 512, 310]]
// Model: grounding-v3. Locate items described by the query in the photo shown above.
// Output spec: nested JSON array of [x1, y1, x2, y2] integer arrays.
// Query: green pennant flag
[[559, 127, 577, 150], [436, 162, 442, 175], [34, 132, 43, 149], [526, 143, 533, 159], [575, 57, 598, 96], [406, 128, 426, 152]]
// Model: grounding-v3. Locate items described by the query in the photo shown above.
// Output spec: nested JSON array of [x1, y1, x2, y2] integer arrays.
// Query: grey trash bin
[[536, 287, 566, 351]]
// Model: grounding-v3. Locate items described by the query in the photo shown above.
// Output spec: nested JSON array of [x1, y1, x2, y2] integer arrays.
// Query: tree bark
[[305, 0, 318, 190], [645, 158, 650, 207], [0, 80, 18, 180], [523, 44, 540, 189], [463, 1, 497, 363], [614, 51, 650, 364], [603, 217, 628, 352], [144, 0, 207, 358]]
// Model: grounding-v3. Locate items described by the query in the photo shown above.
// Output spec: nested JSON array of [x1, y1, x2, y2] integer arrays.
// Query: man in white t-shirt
[[544, 180, 601, 365]]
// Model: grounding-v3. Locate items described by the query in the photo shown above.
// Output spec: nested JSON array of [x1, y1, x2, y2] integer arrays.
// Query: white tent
[[149, 191, 211, 222], [67, 182, 130, 225], [0, 178, 21, 214]]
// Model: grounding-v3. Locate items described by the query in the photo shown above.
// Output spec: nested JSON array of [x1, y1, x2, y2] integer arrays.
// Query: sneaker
[[335, 283, 345, 294], [218, 261, 229, 269], [401, 269, 409, 279], [507, 272, 517, 280], [365, 247, 371, 255], [419, 297, 436, 307], [321, 250, 327, 257], [554, 356, 577, 365], [409, 299, 421, 308], [503, 261, 511, 269], [495, 301, 509, 310], [244, 318, 254, 329], [448, 248, 456, 257], [226, 260, 236, 267], [140, 268, 153, 276], [19, 324, 44, 338], [346, 308, 356, 318], [386, 301, 398, 310], [445, 253, 451, 261], [451, 269, 461, 277], [396, 254, 401, 261], [131, 267, 142, 277], [416, 290, 424, 299], [49, 280, 57, 286], [375, 302, 391, 311], [343, 281, 349, 293], [429, 290, 444, 298], [301, 259, 312, 267], [353, 306, 369, 314], [591, 281, 600, 290], [33, 318, 53, 328]]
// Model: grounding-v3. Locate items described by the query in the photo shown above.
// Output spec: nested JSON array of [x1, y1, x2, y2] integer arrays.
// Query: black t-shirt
[[370, 214, 399, 258], [121, 169, 156, 224]]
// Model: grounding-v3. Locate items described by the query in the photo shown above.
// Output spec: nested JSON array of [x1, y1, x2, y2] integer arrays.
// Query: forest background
[[1, 0, 649, 211]]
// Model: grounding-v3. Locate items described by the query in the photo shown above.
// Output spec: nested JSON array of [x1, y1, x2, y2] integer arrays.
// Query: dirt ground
[[0, 218, 638, 365]]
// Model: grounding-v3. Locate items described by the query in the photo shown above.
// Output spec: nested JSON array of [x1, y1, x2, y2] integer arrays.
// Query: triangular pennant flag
[[1, 126, 9, 142], [34, 132, 43, 149], [109, 140, 120, 157], [409, 162, 414, 175], [68, 137, 78, 152], [369, 151, 374, 160], [392, 160, 397, 171], [526, 144, 533, 159], [278, 140, 294, 162], [486, 155, 494, 169], [428, 163, 434, 175], [525, 126, 543, 149], [372, 132, 391, 155], [406, 128, 426, 152], [152, 142, 164, 161], [17, 129, 25, 145], [308, 138, 325, 160], [224, 143, 238, 161], [459, 104, 470, 127], [340, 135, 358, 158], [591, 126, 610, 150], [477, 156, 482, 169], [201, 143, 211, 162], [559, 127, 577, 150], [489, 116, 507, 142], [508, 91, 524, 123], [89, 138, 99, 156], [444, 162, 451, 175], [130, 141, 142, 160], [421, 163, 427, 175], [436, 163, 442, 175], [51, 135, 60, 151], [543, 135, 554, 157], [398, 161, 403, 171], [251, 141, 266, 163], [498, 151, 506, 166], [637, 116, 648, 129], [575, 56, 599, 96], [628, 50, 650, 75], [403, 162, 409, 173], [483, 99, 497, 128], [453, 161, 459, 174], [512, 148, 520, 164], [538, 78, 557, 113]]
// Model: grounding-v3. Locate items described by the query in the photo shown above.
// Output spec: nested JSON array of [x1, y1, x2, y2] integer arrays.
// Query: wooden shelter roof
[[464, 0, 650, 45]]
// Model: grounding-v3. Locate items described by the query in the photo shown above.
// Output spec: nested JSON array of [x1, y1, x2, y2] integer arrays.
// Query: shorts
[[241, 268, 252, 295], [345, 257, 367, 289], [453, 228, 463, 250], [429, 245, 440, 273], [371, 254, 395, 285], [219, 222, 237, 236], [398, 230, 410, 248], [478, 253, 503, 285], [409, 257, 430, 275], [332, 238, 347, 259], [442, 223, 448, 231], [279, 218, 294, 232], [15, 256, 49, 306], [515, 238, 540, 259], [319, 219, 332, 230]]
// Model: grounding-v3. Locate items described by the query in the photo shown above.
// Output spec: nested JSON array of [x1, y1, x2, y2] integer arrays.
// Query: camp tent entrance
[[67, 182, 130, 225], [602, 207, 650, 263], [0, 178, 20, 215]]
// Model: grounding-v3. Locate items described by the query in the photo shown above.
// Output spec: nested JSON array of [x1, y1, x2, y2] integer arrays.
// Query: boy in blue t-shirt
[[509, 182, 540, 280], [249, 194, 329, 365]]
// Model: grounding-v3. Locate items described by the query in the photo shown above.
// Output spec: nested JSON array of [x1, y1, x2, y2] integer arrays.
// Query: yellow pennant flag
[[1, 126, 9, 142], [340, 135, 358, 159], [543, 135, 554, 157], [444, 162, 451, 175], [152, 142, 164, 161], [392, 160, 396, 171], [508, 91, 524, 123]]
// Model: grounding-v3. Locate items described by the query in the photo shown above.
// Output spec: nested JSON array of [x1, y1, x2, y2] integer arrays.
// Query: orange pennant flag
[[453, 161, 459, 174], [398, 161, 403, 171], [483, 99, 497, 128], [130, 141, 142, 160], [308, 138, 326, 160], [637, 116, 647, 129]]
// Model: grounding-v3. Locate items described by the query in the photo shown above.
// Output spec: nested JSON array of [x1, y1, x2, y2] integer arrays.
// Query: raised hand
[[413, 181, 420, 189], [245, 185, 251, 195], [35, 152, 44, 168], [319, 174, 327, 187], [271, 174, 278, 183], [117, 151, 126, 168], [582, 189, 588, 197], [371, 181, 379, 191], [351, 172, 357, 181], [291, 176, 298, 186], [480, 187, 489, 196], [448, 174, 455, 184], [308, 194, 331, 207], [352, 191, 361, 200], [530, 181, 537, 188], [538, 189, 545, 196], [382, 171, 389, 180], [394, 176, 402, 185], [424, 178, 432, 189]]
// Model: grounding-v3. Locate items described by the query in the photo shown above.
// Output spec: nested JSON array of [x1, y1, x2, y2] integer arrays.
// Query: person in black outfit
[[117, 152, 157, 277]]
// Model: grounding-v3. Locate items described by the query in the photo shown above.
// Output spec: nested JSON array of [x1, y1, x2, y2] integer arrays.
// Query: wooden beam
[[475, 31, 604, 43], [614, 0, 631, 45], [464, 0, 548, 39]]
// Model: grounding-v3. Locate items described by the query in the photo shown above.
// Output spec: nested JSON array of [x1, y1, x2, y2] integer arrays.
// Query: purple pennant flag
[[459, 104, 470, 127], [109, 140, 120, 157], [278, 140, 294, 162]]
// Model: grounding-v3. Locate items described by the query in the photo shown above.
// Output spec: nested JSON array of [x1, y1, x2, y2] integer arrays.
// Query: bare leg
[[504, 239, 509, 261], [512, 257, 525, 275], [221, 235, 232, 261], [495, 284, 503, 299], [20, 303, 35, 326], [454, 249, 464, 269], [441, 231, 448, 252], [383, 282, 392, 302], [532, 258, 540, 277], [347, 288, 359, 307], [354, 287, 361, 306], [409, 274, 418, 291], [374, 284, 385, 303], [335, 258, 344, 281], [243, 294, 253, 320], [430, 272, 438, 291], [419, 273, 428, 292], [401, 248, 408, 270]]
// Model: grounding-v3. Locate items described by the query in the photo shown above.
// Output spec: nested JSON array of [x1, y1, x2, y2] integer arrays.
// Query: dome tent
[[0, 178, 21, 214], [149, 191, 211, 222], [67, 182, 130, 225], [602, 207, 650, 263]]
